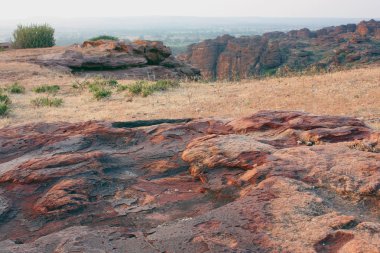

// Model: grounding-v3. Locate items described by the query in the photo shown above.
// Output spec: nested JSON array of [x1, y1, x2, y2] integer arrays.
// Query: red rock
[[184, 20, 380, 80], [5, 40, 200, 80], [182, 134, 275, 179], [357, 22, 370, 37], [0, 111, 379, 252], [33, 178, 92, 215], [0, 151, 104, 184]]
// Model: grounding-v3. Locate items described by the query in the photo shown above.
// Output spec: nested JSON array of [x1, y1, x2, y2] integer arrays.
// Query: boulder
[[132, 40, 172, 64], [26, 40, 200, 79]]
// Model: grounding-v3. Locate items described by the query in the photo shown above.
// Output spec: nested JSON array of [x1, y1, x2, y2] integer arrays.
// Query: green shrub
[[31, 97, 63, 107], [33, 85, 60, 94], [12, 24, 55, 49], [0, 102, 9, 116], [0, 93, 11, 104], [89, 35, 118, 41], [8, 82, 25, 94]]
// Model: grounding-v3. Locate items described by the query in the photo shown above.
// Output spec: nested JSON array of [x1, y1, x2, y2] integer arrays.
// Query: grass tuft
[[93, 89, 112, 100], [0, 92, 11, 116], [86, 78, 117, 100], [31, 97, 63, 107], [127, 80, 180, 97], [0, 102, 9, 116], [8, 82, 25, 94], [0, 93, 11, 104], [33, 85, 60, 94], [116, 85, 129, 92]]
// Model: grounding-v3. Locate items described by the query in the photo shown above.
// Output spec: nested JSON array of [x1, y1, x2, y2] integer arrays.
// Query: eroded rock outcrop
[[5, 40, 200, 80], [183, 20, 380, 80], [0, 111, 379, 252]]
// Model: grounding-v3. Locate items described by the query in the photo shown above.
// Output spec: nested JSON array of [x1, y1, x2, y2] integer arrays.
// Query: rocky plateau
[[182, 19, 380, 80], [0, 110, 379, 252]]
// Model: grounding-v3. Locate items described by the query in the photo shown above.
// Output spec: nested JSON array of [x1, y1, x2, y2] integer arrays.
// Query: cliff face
[[0, 111, 379, 252], [183, 20, 380, 80]]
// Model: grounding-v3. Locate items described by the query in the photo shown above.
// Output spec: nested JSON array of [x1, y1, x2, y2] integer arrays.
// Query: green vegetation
[[12, 24, 55, 49], [8, 82, 25, 94], [89, 35, 119, 41], [31, 97, 63, 107], [0, 93, 11, 105], [127, 80, 180, 97], [116, 85, 129, 92], [73, 77, 178, 99], [33, 85, 60, 94], [0, 103, 9, 116], [107, 79, 119, 87], [0, 93, 11, 116], [93, 89, 112, 100], [86, 78, 118, 100]]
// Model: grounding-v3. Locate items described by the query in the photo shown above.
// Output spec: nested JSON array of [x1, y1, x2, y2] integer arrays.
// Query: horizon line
[[0, 16, 379, 21]]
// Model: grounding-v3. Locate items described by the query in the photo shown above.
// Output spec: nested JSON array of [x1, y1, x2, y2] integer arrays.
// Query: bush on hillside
[[12, 24, 55, 49], [89, 35, 118, 41]]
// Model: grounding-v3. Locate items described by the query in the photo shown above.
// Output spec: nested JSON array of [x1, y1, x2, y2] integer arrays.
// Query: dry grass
[[0, 60, 379, 130]]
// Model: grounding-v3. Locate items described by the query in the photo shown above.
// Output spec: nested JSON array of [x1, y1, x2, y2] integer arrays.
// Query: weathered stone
[[0, 111, 379, 252], [0, 196, 10, 218], [7, 40, 200, 80]]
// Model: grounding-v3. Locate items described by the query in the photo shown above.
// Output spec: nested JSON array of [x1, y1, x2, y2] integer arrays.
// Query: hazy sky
[[1, 0, 379, 19]]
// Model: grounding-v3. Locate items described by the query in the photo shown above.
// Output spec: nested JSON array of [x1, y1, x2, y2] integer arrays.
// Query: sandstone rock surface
[[0, 111, 379, 252], [183, 20, 380, 80], [3, 40, 200, 80]]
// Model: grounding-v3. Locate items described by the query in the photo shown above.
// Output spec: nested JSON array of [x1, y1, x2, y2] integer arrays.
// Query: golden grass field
[[0, 61, 379, 129]]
